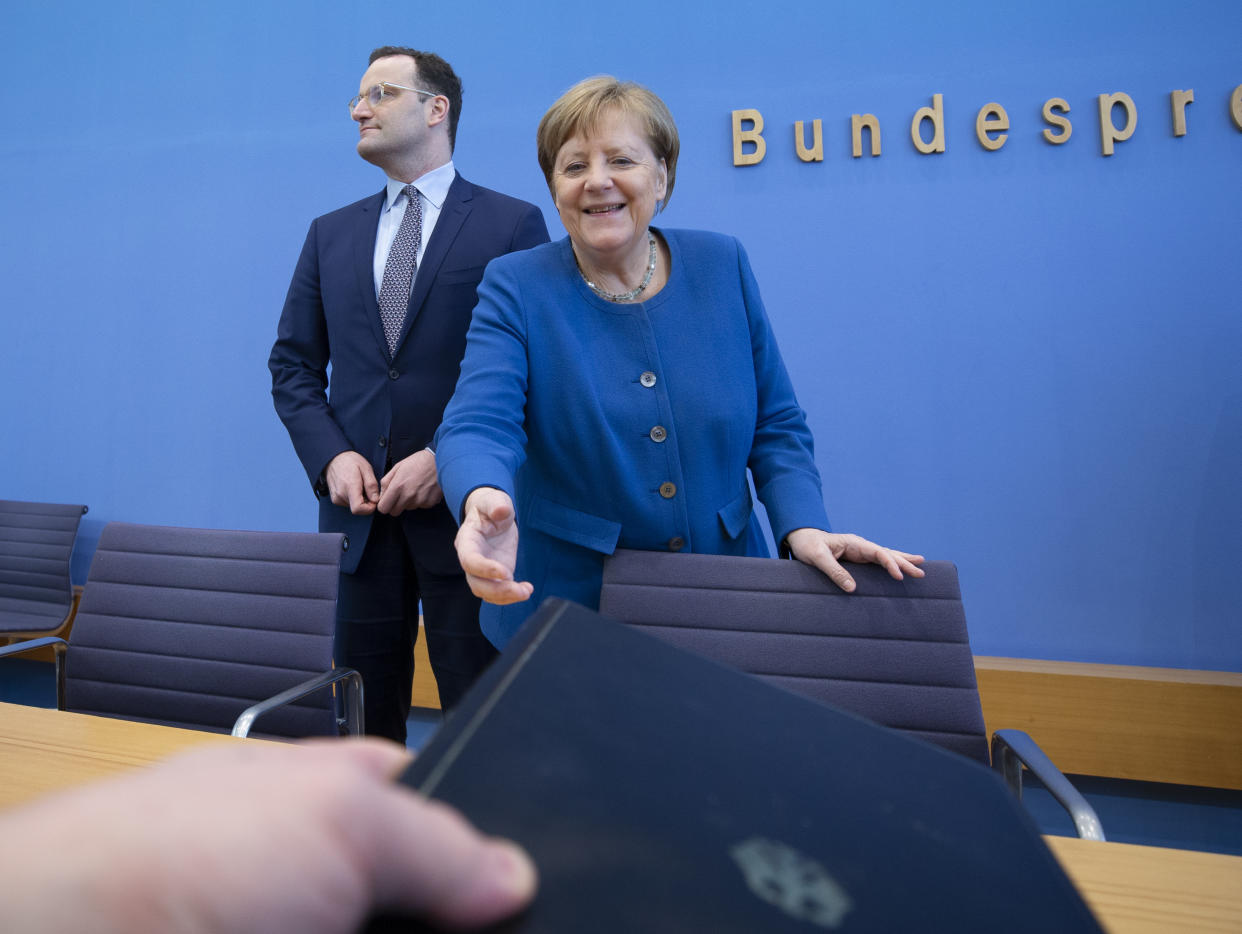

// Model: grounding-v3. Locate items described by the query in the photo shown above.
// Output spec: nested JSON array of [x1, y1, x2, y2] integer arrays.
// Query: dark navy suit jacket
[[270, 173, 549, 573]]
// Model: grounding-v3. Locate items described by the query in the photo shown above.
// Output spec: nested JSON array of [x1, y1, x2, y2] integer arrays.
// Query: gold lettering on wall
[[795, 119, 824, 162], [911, 93, 946, 154], [729, 82, 1240, 166], [851, 114, 881, 157], [1170, 89, 1194, 137], [975, 102, 1009, 151], [1042, 98, 1073, 144], [1098, 92, 1137, 156], [732, 109, 766, 165]]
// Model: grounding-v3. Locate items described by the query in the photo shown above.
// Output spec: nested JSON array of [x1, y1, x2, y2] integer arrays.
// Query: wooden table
[[1046, 835, 1242, 934], [0, 701, 273, 809], [2, 702, 1240, 933]]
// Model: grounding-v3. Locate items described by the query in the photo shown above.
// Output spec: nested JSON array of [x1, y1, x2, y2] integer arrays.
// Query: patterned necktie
[[378, 183, 423, 354]]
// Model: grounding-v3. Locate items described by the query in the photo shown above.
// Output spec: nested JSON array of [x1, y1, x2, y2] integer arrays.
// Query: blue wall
[[2, 1, 1238, 669]]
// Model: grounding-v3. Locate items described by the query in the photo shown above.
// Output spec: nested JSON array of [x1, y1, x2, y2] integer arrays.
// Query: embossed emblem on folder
[[731, 837, 853, 928]]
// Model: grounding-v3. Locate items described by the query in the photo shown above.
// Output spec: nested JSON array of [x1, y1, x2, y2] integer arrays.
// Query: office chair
[[0, 521, 362, 739], [0, 499, 88, 641], [599, 549, 1104, 840]]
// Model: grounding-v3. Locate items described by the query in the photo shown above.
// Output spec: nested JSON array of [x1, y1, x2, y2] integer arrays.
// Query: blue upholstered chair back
[[0, 499, 88, 637], [599, 550, 990, 764], [64, 522, 346, 737]]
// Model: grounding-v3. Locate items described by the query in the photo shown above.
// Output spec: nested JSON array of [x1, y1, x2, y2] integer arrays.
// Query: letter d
[[911, 94, 945, 154]]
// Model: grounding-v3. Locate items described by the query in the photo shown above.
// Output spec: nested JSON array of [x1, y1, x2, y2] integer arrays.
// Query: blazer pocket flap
[[717, 487, 754, 540], [436, 265, 487, 286], [526, 496, 622, 554]]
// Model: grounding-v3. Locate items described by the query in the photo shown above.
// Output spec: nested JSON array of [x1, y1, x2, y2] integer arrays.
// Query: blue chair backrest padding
[[600, 551, 990, 764], [0, 499, 88, 635], [65, 522, 346, 737]]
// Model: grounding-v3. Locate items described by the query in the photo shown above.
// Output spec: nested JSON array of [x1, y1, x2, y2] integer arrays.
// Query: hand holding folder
[[370, 598, 1103, 933]]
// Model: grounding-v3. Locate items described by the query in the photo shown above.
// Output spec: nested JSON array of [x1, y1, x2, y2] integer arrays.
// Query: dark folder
[[376, 598, 1102, 932]]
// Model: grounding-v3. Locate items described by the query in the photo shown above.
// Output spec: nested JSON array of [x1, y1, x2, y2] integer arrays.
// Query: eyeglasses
[[348, 82, 440, 116]]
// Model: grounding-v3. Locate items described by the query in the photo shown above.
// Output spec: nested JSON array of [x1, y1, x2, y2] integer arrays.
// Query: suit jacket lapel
[[351, 189, 390, 359], [392, 173, 473, 354]]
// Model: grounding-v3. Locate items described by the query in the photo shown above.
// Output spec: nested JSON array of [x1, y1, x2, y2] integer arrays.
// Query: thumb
[[477, 491, 514, 525], [484, 498, 513, 523], [347, 478, 368, 512], [363, 468, 381, 503]]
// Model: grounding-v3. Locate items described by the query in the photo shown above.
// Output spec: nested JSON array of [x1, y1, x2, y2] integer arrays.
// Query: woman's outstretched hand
[[456, 487, 534, 605]]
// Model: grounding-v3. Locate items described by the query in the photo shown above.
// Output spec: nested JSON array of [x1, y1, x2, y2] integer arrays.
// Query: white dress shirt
[[372, 160, 456, 297]]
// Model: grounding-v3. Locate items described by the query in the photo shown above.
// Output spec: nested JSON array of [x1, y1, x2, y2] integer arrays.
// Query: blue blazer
[[270, 173, 549, 573], [435, 229, 832, 646]]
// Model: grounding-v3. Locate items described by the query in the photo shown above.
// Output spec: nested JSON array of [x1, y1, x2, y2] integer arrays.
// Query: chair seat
[[0, 599, 71, 634]]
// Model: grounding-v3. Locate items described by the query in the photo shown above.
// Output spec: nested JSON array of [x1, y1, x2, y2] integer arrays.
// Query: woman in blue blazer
[[434, 77, 923, 649]]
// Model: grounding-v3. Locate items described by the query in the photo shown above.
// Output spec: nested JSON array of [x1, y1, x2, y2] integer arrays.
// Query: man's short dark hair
[[369, 46, 463, 151]]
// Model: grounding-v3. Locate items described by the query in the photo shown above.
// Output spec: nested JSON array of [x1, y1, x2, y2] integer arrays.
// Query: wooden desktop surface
[[0, 701, 275, 809], [1044, 835, 1242, 933], [2, 702, 1239, 933]]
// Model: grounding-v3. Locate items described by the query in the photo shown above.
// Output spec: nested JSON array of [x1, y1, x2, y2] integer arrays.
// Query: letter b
[[733, 109, 766, 166]]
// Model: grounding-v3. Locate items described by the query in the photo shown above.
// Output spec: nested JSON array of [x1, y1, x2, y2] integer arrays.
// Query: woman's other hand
[[786, 528, 925, 593], [457, 488, 534, 604]]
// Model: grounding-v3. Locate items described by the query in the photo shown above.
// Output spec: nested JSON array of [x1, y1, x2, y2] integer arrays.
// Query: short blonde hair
[[536, 76, 680, 210]]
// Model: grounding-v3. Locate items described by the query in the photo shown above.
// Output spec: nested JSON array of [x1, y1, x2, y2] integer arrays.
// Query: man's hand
[[785, 528, 925, 593], [325, 451, 380, 515], [378, 449, 443, 516], [0, 740, 537, 933], [455, 488, 533, 605]]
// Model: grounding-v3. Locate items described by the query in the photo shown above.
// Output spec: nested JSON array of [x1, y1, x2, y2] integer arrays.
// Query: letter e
[[975, 103, 1009, 151]]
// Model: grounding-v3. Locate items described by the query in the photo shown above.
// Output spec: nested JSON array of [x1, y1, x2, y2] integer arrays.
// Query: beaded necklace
[[579, 231, 657, 303]]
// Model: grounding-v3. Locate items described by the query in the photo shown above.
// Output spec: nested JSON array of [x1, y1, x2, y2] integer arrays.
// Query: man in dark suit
[[269, 46, 549, 742]]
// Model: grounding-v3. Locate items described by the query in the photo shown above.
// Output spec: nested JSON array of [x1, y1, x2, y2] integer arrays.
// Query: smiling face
[[552, 108, 668, 272], [352, 55, 442, 177]]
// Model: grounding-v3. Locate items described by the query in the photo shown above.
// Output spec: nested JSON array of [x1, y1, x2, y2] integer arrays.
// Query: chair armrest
[[0, 637, 68, 709], [991, 728, 1106, 841], [231, 668, 365, 738]]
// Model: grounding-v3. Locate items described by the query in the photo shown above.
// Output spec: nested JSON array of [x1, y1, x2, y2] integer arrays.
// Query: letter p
[[1098, 92, 1137, 156]]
